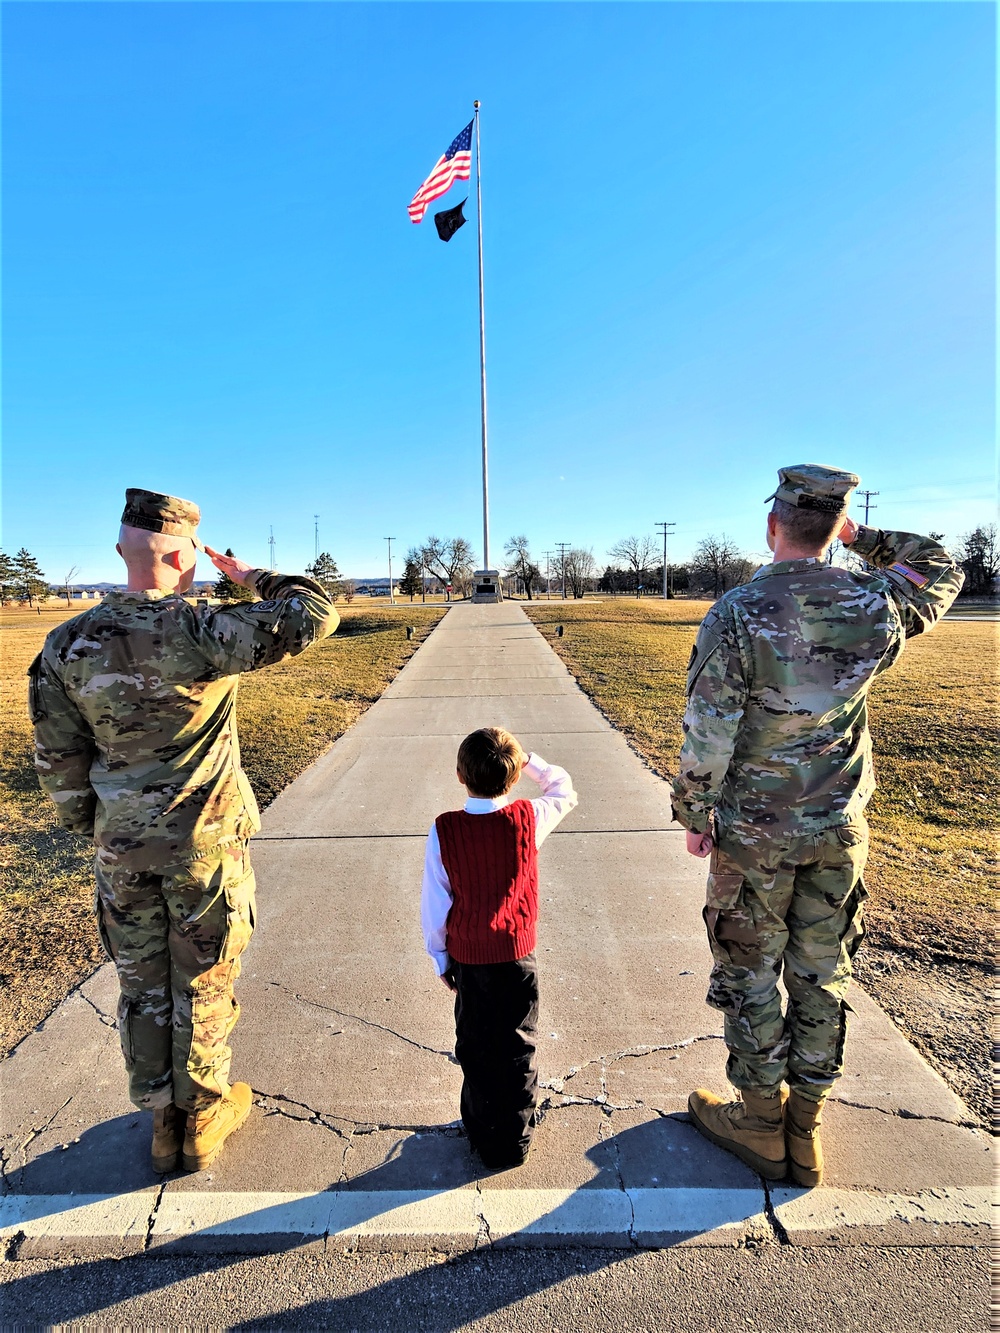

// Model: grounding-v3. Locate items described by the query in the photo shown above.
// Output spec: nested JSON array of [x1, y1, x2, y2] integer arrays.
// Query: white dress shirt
[[420, 753, 578, 975]]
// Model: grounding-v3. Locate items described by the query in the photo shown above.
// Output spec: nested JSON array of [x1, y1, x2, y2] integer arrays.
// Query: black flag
[[434, 199, 467, 242]]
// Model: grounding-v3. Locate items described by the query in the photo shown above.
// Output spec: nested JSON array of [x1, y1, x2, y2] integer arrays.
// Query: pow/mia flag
[[434, 199, 467, 242]]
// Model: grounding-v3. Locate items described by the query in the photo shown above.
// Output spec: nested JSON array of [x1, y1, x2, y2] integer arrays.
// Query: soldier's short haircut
[[457, 727, 526, 798], [771, 498, 842, 550]]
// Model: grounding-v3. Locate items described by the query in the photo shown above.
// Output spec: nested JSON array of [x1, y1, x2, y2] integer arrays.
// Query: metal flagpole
[[474, 100, 490, 572]]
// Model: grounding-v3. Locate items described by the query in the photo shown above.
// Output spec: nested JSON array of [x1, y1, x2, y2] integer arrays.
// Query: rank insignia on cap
[[889, 562, 929, 588]]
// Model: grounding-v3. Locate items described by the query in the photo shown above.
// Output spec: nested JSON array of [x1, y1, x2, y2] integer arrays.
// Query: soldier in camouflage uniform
[[30, 489, 340, 1172], [672, 465, 963, 1185]]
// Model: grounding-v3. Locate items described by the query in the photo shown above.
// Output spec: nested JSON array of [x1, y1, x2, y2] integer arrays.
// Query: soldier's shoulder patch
[[889, 562, 929, 588]]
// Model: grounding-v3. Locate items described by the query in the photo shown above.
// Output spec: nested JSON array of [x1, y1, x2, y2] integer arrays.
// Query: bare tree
[[62, 565, 81, 608], [341, 579, 356, 604], [564, 547, 596, 599], [691, 534, 754, 598], [422, 536, 475, 601], [504, 535, 541, 600], [609, 535, 657, 597], [959, 524, 999, 595]]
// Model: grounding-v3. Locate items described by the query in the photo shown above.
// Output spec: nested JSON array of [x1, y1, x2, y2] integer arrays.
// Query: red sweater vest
[[436, 800, 538, 965]]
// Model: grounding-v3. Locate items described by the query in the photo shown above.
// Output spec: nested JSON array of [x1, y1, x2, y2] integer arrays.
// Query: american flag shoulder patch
[[889, 562, 929, 588]]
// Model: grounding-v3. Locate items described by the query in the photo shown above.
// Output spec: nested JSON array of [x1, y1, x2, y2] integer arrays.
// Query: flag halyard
[[408, 120, 473, 224]]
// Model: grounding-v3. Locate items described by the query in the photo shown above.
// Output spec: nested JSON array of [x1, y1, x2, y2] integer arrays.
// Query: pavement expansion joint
[[265, 982, 457, 1063]]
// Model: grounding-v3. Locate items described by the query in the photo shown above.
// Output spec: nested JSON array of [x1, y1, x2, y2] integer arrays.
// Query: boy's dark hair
[[771, 498, 842, 550], [457, 727, 526, 798]]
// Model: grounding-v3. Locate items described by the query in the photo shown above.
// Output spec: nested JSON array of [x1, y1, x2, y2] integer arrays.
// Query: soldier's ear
[[164, 549, 185, 572]]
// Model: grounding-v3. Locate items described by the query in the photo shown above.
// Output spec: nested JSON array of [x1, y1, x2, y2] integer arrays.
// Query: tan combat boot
[[182, 1083, 253, 1172], [785, 1090, 825, 1187], [688, 1088, 787, 1180], [151, 1105, 182, 1174]]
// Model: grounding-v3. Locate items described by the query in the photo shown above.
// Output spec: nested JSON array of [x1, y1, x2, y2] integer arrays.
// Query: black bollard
[[556, 625, 564, 637], [406, 626, 414, 640]]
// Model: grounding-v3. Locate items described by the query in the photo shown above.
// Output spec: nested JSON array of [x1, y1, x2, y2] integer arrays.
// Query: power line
[[655, 521, 676, 600], [859, 490, 879, 525], [555, 542, 571, 601], [542, 550, 554, 601], [385, 537, 396, 606]]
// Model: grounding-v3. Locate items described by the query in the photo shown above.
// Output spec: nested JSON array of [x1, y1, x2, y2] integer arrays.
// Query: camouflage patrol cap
[[765, 464, 859, 515], [121, 488, 200, 538]]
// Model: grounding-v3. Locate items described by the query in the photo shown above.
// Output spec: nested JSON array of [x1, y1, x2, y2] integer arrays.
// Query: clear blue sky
[[3, 2, 994, 583]]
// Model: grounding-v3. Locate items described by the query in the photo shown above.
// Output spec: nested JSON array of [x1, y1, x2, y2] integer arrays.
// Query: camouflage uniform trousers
[[94, 842, 256, 1113], [702, 821, 868, 1102]]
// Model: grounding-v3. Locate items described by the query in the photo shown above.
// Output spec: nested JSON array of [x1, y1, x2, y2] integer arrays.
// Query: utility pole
[[314, 515, 320, 562], [543, 550, 554, 601], [268, 526, 276, 572], [859, 490, 879, 525], [385, 537, 395, 605], [655, 522, 676, 600], [556, 542, 571, 601]]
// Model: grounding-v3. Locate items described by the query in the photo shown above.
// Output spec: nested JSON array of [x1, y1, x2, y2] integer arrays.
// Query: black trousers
[[447, 953, 539, 1166]]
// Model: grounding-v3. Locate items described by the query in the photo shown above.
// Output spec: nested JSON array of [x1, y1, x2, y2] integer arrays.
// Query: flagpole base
[[470, 570, 503, 603]]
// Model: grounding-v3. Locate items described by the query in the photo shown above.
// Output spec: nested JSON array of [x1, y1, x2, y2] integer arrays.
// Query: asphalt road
[[2, 1246, 987, 1331]]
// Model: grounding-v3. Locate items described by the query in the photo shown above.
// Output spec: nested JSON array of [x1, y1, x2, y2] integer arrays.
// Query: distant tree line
[[6, 522, 996, 615]]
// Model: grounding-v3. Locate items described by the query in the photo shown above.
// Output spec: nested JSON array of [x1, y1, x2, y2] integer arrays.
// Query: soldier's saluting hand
[[29, 489, 340, 1174], [672, 465, 963, 1187]]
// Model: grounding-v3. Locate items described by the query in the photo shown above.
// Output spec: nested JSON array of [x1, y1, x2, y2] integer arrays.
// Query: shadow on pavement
[[1, 1117, 763, 1329]]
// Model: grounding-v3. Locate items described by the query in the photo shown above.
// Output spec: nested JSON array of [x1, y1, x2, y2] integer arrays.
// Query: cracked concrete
[[265, 981, 457, 1062], [0, 603, 991, 1252], [76, 991, 116, 1030]]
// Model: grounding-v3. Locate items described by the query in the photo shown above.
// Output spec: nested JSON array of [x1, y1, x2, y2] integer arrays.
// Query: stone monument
[[470, 570, 503, 604]]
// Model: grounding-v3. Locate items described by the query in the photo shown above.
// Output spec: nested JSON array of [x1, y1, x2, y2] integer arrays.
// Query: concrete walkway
[[0, 605, 989, 1257]]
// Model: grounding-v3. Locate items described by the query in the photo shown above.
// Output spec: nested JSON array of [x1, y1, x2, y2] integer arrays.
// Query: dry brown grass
[[0, 600, 446, 1051], [526, 599, 996, 1115], [525, 600, 996, 944]]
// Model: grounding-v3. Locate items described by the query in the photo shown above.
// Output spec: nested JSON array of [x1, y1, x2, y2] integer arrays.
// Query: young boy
[[421, 728, 578, 1169]]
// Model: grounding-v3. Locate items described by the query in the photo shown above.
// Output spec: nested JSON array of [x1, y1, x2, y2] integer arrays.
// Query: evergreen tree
[[0, 551, 15, 605], [13, 548, 49, 607], [305, 551, 341, 599], [213, 548, 254, 602], [399, 558, 423, 601]]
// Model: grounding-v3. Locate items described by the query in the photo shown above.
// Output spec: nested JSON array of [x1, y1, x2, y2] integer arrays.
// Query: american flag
[[408, 120, 473, 224]]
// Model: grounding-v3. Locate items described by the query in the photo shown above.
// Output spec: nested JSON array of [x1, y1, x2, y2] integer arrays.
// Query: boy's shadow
[[3, 1114, 767, 1330]]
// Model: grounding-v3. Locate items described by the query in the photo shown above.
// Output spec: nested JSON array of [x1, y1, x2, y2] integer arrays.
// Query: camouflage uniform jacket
[[29, 572, 340, 869], [671, 527, 963, 838]]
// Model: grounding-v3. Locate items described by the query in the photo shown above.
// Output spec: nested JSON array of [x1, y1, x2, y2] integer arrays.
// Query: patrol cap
[[765, 464, 859, 515], [121, 488, 201, 539]]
